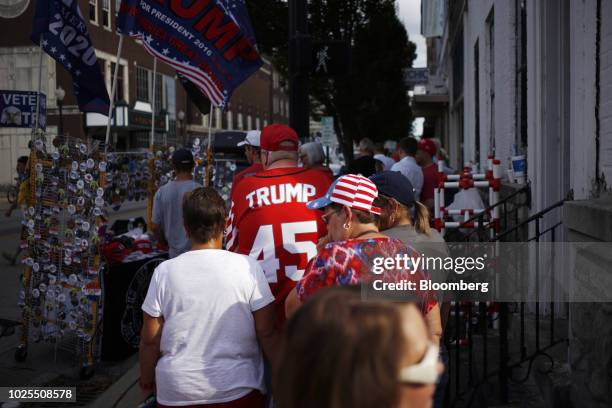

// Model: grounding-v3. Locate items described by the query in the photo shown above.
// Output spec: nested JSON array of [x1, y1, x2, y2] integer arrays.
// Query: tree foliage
[[247, 0, 416, 161]]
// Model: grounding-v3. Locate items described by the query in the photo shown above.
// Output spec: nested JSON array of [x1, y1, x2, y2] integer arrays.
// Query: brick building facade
[[0, 0, 288, 183]]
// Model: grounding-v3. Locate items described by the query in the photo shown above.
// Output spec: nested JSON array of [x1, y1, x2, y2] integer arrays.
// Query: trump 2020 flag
[[30, 0, 110, 114], [117, 0, 263, 109]]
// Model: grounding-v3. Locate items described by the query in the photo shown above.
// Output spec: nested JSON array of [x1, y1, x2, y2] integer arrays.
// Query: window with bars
[[136, 66, 150, 102], [89, 0, 98, 23], [227, 111, 233, 130], [215, 108, 222, 129], [110, 62, 124, 102], [474, 41, 480, 163], [487, 10, 495, 152], [154, 72, 163, 112], [164, 76, 176, 118], [102, 0, 110, 28]]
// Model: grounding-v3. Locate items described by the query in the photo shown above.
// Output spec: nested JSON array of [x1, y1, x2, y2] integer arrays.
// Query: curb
[[89, 362, 140, 408]]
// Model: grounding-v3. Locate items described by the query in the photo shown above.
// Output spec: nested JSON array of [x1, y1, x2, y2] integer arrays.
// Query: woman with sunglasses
[[370, 171, 451, 408], [276, 286, 442, 408], [285, 174, 442, 345]]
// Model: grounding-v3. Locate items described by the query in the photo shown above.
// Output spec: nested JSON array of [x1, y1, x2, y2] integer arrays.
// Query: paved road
[[0, 199, 147, 391]]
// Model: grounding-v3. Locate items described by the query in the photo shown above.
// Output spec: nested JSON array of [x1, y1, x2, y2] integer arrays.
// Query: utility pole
[[288, 0, 310, 139]]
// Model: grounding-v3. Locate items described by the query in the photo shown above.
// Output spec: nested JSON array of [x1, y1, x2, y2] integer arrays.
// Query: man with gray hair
[[226, 124, 332, 324], [347, 137, 378, 177]]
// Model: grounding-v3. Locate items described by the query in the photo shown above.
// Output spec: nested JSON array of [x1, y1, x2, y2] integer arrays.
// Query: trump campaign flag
[[30, 0, 110, 114], [117, 0, 263, 109]]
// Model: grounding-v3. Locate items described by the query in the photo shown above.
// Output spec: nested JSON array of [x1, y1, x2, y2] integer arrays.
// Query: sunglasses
[[321, 208, 342, 224], [399, 343, 440, 385]]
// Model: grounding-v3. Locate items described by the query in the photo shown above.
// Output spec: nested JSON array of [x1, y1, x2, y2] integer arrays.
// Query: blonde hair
[[378, 196, 432, 236]]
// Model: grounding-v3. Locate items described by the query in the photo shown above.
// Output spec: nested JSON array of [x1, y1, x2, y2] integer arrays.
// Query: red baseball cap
[[418, 138, 437, 157], [260, 124, 299, 152]]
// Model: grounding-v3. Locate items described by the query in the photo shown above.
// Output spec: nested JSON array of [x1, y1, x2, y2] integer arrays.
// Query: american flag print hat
[[306, 174, 381, 215]]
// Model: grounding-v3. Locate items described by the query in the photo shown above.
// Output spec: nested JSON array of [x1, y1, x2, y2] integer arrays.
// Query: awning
[[411, 93, 449, 117]]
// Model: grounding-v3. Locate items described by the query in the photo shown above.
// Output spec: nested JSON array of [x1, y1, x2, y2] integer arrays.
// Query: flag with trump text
[[117, 0, 263, 109], [31, 0, 110, 114]]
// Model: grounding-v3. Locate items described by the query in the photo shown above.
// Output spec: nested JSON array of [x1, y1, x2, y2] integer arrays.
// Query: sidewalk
[[89, 362, 141, 408]]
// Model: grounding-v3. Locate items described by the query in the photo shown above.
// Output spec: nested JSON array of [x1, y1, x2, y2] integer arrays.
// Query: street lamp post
[[55, 86, 65, 136]]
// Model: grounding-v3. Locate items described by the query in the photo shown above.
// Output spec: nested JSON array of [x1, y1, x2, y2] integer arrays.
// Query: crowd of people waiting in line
[[143, 124, 452, 408]]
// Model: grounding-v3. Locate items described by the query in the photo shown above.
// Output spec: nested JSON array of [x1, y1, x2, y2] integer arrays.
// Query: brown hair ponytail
[[412, 201, 432, 236]]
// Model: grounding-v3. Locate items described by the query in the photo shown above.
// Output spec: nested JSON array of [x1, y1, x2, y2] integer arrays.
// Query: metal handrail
[[447, 190, 570, 407], [496, 198, 565, 241], [445, 183, 531, 242]]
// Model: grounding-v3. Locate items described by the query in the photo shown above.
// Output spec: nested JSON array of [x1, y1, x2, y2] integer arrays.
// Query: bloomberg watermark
[[362, 242, 612, 303]]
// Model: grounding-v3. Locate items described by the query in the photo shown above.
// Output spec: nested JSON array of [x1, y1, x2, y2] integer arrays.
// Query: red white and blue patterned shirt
[[296, 237, 437, 315]]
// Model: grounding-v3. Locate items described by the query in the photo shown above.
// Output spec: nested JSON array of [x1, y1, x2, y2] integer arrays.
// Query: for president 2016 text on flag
[[31, 0, 110, 115], [117, 0, 263, 109]]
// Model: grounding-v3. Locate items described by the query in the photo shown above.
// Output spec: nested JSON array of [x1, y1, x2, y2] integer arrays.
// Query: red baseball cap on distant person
[[260, 124, 299, 152], [418, 138, 438, 157]]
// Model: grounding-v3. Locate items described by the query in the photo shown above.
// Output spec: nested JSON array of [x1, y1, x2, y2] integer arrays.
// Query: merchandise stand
[[16, 137, 106, 378]]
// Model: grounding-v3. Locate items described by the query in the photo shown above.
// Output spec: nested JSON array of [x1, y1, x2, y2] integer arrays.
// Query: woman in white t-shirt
[[139, 187, 277, 408]]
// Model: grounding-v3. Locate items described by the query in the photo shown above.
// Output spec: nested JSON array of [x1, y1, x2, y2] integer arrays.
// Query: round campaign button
[[72, 161, 79, 172], [79, 144, 87, 154], [67, 204, 76, 215], [48, 274, 57, 285], [95, 196, 104, 207], [81, 222, 90, 232], [32, 289, 40, 299], [76, 180, 84, 190], [35, 163, 43, 174], [39, 283, 47, 293], [194, 137, 201, 146], [68, 274, 78, 285], [87, 158, 95, 169], [93, 207, 102, 217], [98, 161, 107, 172], [52, 152, 60, 161], [32, 263, 40, 272]]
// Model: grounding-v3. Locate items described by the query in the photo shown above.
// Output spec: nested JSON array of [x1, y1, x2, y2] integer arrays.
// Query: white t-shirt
[[142, 249, 275, 406], [391, 156, 424, 199]]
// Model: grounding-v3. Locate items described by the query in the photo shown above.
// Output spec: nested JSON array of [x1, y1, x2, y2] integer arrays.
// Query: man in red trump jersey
[[225, 124, 333, 323]]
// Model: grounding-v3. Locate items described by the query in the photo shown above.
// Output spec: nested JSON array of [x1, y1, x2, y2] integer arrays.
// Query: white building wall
[[462, 0, 515, 172], [600, 0, 612, 188], [569, 0, 598, 200], [491, 0, 516, 171]]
